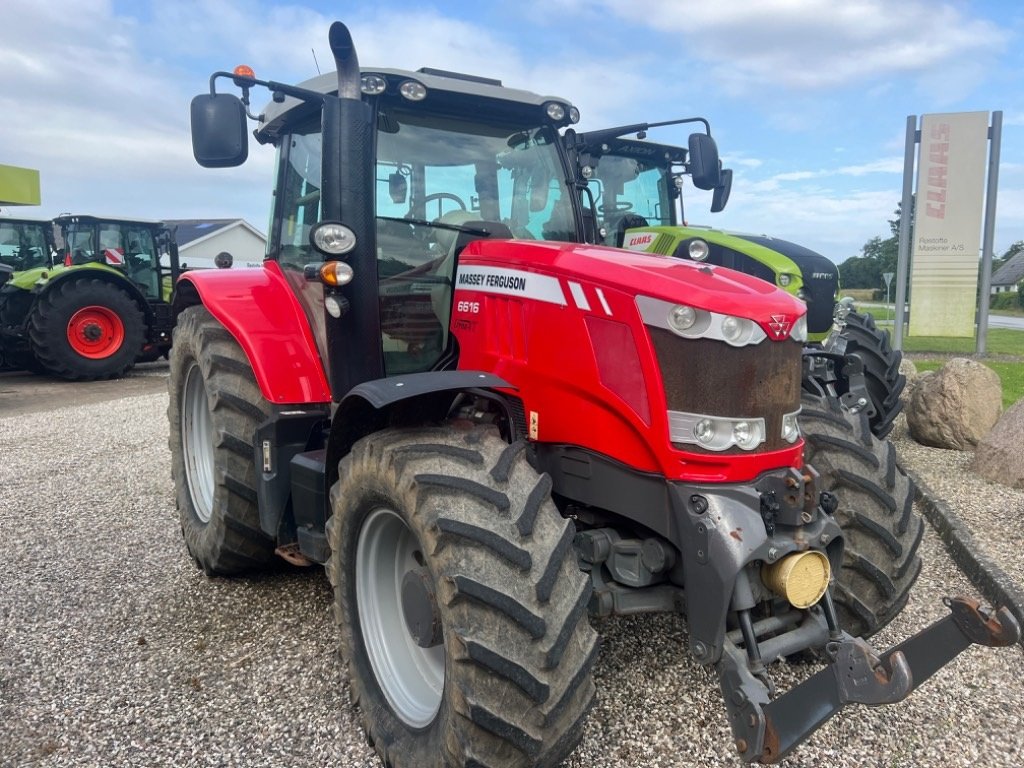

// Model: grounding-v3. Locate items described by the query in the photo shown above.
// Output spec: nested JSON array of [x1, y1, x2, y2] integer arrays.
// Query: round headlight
[[545, 102, 566, 121], [580, 165, 594, 180], [687, 239, 709, 261], [569, 106, 581, 124], [311, 222, 357, 256], [360, 74, 387, 95], [399, 80, 427, 101], [778, 274, 792, 287], [668, 305, 697, 332], [694, 418, 715, 445], [721, 315, 742, 342]]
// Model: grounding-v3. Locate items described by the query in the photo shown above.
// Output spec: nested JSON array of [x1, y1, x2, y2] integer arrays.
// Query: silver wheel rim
[[181, 361, 216, 524], [356, 508, 444, 727]]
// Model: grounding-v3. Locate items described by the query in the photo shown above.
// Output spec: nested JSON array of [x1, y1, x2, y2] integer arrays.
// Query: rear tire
[[327, 426, 598, 768], [799, 392, 923, 638], [824, 310, 906, 439], [28, 278, 145, 380], [168, 306, 275, 575]]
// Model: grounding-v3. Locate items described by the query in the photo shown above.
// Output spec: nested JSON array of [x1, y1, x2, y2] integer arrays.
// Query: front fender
[[176, 263, 331, 404]]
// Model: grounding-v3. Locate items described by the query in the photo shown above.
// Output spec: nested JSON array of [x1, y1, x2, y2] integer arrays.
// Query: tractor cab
[[54, 215, 179, 303], [192, 63, 584, 389], [0, 218, 56, 272]]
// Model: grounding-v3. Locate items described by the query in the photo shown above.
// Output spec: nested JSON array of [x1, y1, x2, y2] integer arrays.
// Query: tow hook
[[719, 595, 1021, 763]]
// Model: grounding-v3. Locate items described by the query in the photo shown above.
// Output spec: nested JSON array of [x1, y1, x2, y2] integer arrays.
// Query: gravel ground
[[2, 392, 1023, 768]]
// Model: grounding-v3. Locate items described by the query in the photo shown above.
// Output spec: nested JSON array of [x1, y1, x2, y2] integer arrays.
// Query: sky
[[2, 0, 1023, 265]]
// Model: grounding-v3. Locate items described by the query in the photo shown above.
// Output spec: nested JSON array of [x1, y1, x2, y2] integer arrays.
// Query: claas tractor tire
[[327, 426, 598, 768], [799, 392, 923, 638], [168, 306, 276, 575], [824, 310, 906, 439], [28, 278, 145, 381]]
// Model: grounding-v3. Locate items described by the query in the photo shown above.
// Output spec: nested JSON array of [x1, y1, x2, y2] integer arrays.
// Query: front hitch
[[718, 595, 1021, 763]]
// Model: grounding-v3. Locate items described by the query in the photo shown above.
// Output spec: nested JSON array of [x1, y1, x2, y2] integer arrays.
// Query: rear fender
[[174, 263, 331, 404]]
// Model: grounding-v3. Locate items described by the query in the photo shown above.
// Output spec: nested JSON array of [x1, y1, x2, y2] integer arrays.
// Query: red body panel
[[452, 240, 806, 484], [179, 261, 331, 404]]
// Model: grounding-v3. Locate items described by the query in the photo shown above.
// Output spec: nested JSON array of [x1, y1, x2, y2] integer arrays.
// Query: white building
[[167, 219, 266, 270]]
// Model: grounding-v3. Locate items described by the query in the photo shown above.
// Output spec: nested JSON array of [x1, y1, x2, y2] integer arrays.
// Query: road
[[0, 361, 169, 417]]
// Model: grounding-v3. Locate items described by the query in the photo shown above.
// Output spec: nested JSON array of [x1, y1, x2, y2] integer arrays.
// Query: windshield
[[588, 154, 674, 247], [273, 106, 578, 375], [63, 221, 165, 299], [0, 221, 52, 270]]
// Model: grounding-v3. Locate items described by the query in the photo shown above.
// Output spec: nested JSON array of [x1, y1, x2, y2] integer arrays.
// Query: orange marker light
[[233, 64, 256, 79]]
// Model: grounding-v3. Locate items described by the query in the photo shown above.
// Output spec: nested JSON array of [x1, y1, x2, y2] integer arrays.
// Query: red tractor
[[172, 21, 1019, 767]]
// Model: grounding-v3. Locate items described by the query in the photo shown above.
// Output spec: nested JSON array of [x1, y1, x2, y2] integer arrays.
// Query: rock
[[906, 358, 1002, 450], [971, 399, 1024, 489], [899, 359, 922, 406]]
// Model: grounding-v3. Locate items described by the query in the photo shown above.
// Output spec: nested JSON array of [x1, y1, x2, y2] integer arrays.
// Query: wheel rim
[[66, 305, 125, 359], [181, 361, 216, 524], [356, 508, 445, 727]]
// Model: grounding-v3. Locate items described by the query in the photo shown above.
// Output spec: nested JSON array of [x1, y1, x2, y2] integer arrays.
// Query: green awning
[[0, 164, 41, 206]]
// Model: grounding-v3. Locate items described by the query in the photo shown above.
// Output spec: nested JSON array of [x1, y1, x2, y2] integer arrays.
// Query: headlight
[[719, 315, 755, 347], [637, 296, 767, 347], [687, 239, 710, 261], [360, 74, 387, 95], [545, 102, 566, 121], [791, 315, 808, 342], [778, 274, 792, 287], [668, 305, 697, 332], [310, 222, 357, 256], [670, 411, 767, 451], [569, 106, 581, 124], [399, 80, 427, 101], [781, 409, 801, 443]]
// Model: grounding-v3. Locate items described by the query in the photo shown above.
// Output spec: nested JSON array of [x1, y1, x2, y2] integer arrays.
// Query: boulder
[[906, 358, 1002, 450], [898, 359, 921, 406], [971, 399, 1024, 489]]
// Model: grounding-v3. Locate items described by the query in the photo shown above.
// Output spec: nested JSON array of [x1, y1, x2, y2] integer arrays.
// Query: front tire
[[799, 392, 923, 638], [825, 310, 906, 439], [327, 426, 598, 768], [28, 278, 145, 380], [168, 306, 275, 575]]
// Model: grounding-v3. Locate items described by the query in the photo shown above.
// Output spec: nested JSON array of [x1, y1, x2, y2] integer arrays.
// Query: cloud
[[550, 0, 1007, 95]]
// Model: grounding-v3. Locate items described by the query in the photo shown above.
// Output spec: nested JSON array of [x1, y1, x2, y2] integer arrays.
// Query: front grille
[[649, 328, 801, 453]]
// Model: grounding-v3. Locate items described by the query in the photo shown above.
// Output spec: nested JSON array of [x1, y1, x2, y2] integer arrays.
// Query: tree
[[839, 203, 903, 289]]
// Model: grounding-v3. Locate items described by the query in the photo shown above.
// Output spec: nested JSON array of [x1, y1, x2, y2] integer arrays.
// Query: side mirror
[[688, 133, 721, 191], [388, 173, 408, 204], [711, 168, 733, 213], [190, 93, 248, 168]]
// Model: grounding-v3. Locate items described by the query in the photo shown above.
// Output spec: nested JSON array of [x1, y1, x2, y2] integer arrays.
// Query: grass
[[901, 328, 1023, 357], [912, 359, 1024, 408]]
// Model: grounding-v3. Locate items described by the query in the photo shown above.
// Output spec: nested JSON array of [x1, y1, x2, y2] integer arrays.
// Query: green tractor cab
[[0, 215, 181, 378]]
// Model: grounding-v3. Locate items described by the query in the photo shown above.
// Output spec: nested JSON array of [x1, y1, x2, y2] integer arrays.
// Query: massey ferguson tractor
[[564, 125, 906, 438], [0, 214, 181, 378], [172, 20, 1019, 767]]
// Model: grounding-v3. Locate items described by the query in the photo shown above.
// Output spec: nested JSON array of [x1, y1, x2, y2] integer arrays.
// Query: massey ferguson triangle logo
[[768, 314, 793, 339]]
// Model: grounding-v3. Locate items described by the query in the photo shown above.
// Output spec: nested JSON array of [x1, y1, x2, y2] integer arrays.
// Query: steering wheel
[[423, 192, 467, 218]]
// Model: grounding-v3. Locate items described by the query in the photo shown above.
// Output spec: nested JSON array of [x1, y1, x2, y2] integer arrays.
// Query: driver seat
[[613, 213, 651, 248]]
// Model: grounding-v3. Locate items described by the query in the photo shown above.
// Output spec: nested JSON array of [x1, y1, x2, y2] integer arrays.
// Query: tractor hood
[[459, 238, 806, 324]]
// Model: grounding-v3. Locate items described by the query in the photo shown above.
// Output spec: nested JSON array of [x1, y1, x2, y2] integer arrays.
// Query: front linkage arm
[[719, 596, 1021, 763]]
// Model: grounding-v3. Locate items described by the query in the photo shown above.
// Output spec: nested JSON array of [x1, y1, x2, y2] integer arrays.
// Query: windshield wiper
[[377, 216, 492, 237]]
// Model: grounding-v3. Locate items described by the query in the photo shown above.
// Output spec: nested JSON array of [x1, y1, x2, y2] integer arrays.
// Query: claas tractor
[[172, 20, 1019, 768], [0, 214, 181, 378], [565, 124, 905, 438]]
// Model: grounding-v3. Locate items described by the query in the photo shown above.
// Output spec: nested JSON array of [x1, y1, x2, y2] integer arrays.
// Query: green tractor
[[0, 214, 181, 379], [566, 123, 906, 437]]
